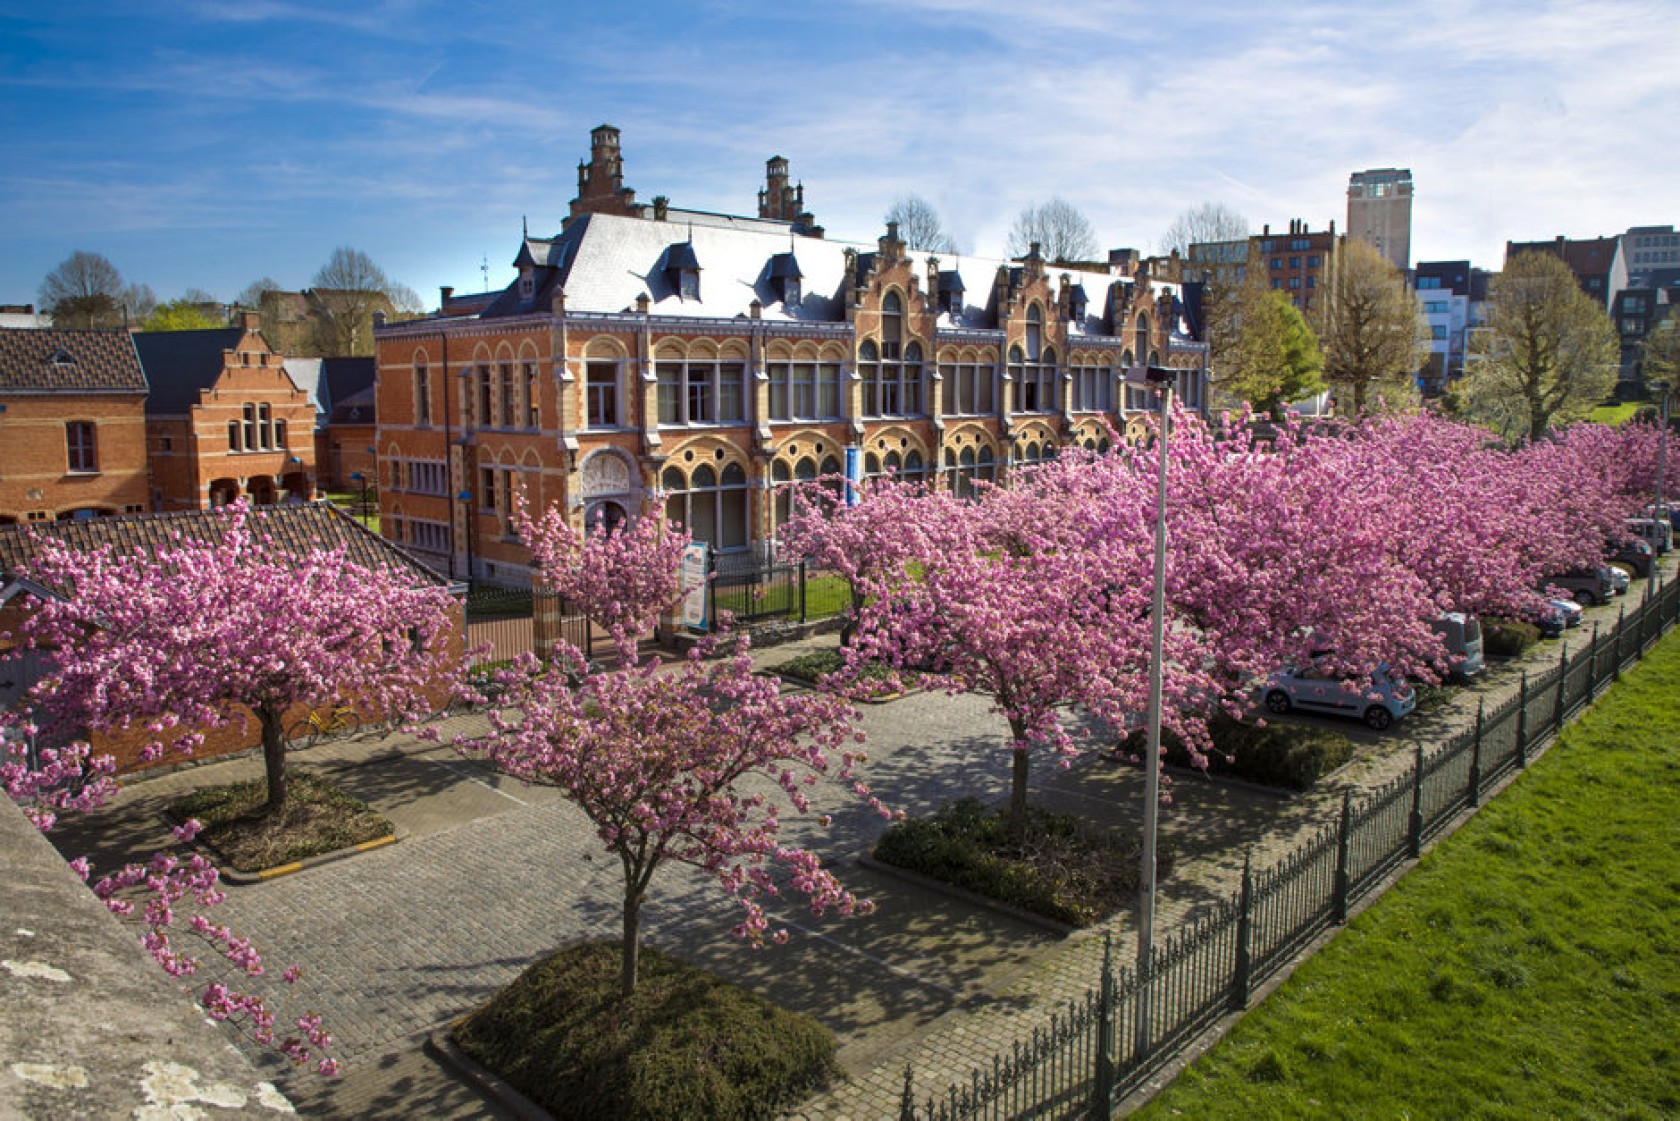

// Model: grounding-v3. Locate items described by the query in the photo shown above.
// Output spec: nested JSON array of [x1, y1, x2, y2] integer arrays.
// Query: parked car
[[1608, 565, 1631, 596], [1627, 517, 1673, 555], [1608, 537, 1655, 579], [1550, 598, 1584, 628], [1543, 567, 1615, 607], [1644, 503, 1680, 533], [1524, 600, 1568, 639], [1430, 612, 1485, 681], [1262, 661, 1416, 730]]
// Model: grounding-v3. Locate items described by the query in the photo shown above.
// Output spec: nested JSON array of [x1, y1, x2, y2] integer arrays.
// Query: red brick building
[[134, 314, 318, 509], [375, 125, 1209, 586], [0, 328, 151, 525], [0, 503, 460, 773]]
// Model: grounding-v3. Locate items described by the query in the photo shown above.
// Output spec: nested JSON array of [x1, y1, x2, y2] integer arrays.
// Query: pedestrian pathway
[[48, 582, 1658, 1119]]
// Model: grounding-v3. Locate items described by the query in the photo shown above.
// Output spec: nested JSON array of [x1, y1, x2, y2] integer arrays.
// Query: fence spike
[[1468, 699, 1484, 807], [899, 1063, 917, 1121]]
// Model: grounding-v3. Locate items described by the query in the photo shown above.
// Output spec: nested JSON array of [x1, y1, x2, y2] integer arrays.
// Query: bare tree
[[1317, 239, 1430, 415], [1006, 199, 1099, 264], [884, 195, 958, 254], [310, 247, 396, 356], [235, 277, 283, 309], [1452, 250, 1620, 442], [1159, 202, 1250, 257], [38, 251, 126, 328]]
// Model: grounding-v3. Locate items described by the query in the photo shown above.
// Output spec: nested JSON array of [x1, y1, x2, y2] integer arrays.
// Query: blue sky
[[3, 0, 1676, 309]]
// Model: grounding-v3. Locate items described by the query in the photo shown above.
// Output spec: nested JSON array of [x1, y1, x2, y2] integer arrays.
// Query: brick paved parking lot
[[52, 579, 1659, 1118]]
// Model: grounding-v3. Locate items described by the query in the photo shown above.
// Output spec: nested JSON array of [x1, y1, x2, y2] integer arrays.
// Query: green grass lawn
[[1589, 402, 1643, 426], [1136, 627, 1680, 1120]]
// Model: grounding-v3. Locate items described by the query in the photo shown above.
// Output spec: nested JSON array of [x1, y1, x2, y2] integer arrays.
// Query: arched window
[[665, 462, 749, 552], [903, 449, 926, 487], [862, 293, 923, 418]]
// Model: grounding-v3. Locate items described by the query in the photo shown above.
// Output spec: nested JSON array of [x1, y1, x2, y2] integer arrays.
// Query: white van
[[1431, 612, 1485, 681], [1627, 517, 1673, 556]]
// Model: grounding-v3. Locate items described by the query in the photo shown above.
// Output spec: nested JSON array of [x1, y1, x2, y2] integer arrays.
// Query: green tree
[[1640, 316, 1680, 392], [1208, 247, 1324, 418], [1452, 251, 1620, 442], [1318, 239, 1429, 415], [144, 298, 226, 332]]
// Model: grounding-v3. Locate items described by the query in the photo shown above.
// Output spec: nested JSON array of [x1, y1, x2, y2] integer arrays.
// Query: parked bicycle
[[286, 704, 361, 748]]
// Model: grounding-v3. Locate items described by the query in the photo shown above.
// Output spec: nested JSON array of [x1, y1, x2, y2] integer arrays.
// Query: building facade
[[1504, 235, 1628, 310], [0, 328, 151, 525], [1347, 168, 1413, 273], [1413, 260, 1491, 396], [1624, 225, 1679, 283], [134, 314, 318, 510], [375, 127, 1207, 586]]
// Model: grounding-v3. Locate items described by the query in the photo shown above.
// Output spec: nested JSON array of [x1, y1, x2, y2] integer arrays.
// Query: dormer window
[[940, 272, 966, 317], [519, 269, 535, 299], [769, 252, 803, 306], [663, 241, 702, 301], [51, 348, 77, 367], [1068, 285, 1088, 322]]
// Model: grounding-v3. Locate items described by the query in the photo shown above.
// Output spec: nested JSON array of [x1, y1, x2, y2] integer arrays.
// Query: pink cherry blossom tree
[[458, 641, 887, 996], [515, 493, 690, 649], [6, 501, 463, 813]]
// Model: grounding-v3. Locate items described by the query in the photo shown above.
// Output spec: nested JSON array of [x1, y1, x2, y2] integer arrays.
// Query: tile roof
[[132, 328, 246, 415], [0, 502, 449, 594], [320, 356, 375, 414], [0, 328, 148, 393]]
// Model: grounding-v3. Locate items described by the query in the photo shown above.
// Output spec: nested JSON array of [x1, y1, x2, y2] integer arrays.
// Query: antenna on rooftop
[[481, 255, 490, 291]]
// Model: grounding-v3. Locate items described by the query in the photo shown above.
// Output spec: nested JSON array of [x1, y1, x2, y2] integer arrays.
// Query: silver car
[[1262, 662, 1417, 730]]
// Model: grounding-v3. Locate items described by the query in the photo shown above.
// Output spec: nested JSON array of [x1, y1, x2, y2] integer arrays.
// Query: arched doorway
[[208, 478, 241, 508], [579, 449, 639, 532], [584, 499, 627, 535]]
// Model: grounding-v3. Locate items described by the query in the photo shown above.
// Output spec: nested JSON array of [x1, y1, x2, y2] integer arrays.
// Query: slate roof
[[320, 357, 375, 416], [461, 211, 1188, 348], [0, 502, 449, 594], [0, 328, 147, 393], [132, 328, 246, 415], [282, 357, 325, 412]]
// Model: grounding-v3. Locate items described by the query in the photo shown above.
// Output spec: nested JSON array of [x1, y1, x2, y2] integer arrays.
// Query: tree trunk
[[261, 707, 288, 814], [620, 885, 643, 997], [1009, 742, 1030, 840]]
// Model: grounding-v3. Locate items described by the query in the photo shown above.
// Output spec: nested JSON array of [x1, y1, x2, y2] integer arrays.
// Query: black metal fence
[[465, 589, 592, 667], [901, 576, 1680, 1120], [696, 553, 808, 632]]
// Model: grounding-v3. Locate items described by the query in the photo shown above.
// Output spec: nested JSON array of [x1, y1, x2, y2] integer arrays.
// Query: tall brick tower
[[569, 124, 640, 222], [1347, 168, 1413, 272], [757, 156, 822, 236]]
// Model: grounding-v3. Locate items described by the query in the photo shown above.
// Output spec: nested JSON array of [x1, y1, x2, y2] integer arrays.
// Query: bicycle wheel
[[335, 710, 362, 738], [287, 718, 319, 750]]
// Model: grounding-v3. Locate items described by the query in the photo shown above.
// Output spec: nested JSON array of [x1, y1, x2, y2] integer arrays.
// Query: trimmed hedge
[[873, 797, 1151, 927], [454, 942, 836, 1121], [1119, 714, 1357, 792], [1483, 617, 1541, 659]]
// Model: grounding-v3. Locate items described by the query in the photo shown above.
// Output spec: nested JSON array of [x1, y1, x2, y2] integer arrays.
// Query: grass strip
[[1136, 627, 1680, 1120]]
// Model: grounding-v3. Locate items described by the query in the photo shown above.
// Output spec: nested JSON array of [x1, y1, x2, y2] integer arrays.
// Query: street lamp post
[[1134, 364, 1176, 1058], [1651, 381, 1671, 602]]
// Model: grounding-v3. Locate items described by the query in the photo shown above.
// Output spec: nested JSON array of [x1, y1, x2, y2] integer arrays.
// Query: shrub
[[1483, 618, 1541, 659], [454, 942, 836, 1121], [1119, 714, 1356, 792], [873, 798, 1151, 926], [169, 771, 394, 872]]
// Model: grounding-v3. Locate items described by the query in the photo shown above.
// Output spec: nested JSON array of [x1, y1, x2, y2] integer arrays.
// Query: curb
[[216, 832, 400, 885], [856, 853, 1079, 938], [425, 1026, 553, 1121]]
